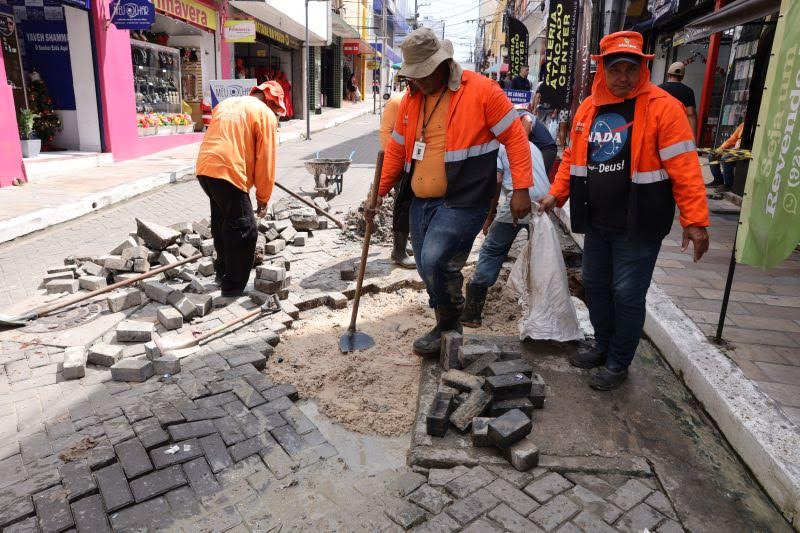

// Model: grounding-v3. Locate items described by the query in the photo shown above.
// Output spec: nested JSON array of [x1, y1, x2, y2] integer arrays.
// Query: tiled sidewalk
[[656, 193, 800, 427]]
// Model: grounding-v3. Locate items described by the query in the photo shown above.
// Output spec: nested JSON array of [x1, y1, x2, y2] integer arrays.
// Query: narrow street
[[0, 117, 793, 532]]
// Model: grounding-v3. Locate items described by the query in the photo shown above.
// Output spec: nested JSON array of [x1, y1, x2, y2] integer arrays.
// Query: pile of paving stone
[[41, 217, 321, 384], [426, 332, 544, 472]]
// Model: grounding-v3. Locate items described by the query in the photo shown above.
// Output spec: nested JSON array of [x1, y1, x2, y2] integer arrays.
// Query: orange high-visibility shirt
[[196, 96, 277, 204], [411, 90, 451, 198]]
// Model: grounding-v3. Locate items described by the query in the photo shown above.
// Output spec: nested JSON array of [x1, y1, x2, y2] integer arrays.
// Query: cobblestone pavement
[[0, 116, 383, 308], [382, 464, 684, 533], [657, 193, 800, 427]]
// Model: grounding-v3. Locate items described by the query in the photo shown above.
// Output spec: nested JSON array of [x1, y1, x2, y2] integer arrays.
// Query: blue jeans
[[582, 227, 662, 371], [410, 198, 490, 308], [710, 158, 735, 186], [470, 221, 528, 288]]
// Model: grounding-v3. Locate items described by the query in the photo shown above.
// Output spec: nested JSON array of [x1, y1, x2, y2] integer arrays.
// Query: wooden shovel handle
[[347, 151, 384, 333], [273, 181, 344, 229]]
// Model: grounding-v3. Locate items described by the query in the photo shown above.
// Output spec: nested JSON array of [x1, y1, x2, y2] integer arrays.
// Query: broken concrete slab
[[63, 346, 87, 380]]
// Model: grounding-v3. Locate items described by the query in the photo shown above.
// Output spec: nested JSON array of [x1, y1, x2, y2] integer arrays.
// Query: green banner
[[737, 0, 800, 268]]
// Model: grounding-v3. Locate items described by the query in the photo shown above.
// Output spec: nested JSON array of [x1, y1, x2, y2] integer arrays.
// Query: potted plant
[[18, 108, 41, 158]]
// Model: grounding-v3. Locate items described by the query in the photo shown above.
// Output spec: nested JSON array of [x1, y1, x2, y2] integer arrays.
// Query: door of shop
[[321, 44, 335, 108]]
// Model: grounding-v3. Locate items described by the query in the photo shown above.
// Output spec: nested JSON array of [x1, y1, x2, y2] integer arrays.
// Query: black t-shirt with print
[[659, 81, 696, 109], [587, 99, 635, 233]]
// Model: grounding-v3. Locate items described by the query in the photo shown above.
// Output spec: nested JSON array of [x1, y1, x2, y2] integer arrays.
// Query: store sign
[[540, 0, 579, 109], [649, 0, 677, 27], [343, 40, 360, 55], [223, 19, 255, 42], [153, 0, 216, 30], [737, 0, 800, 268], [506, 16, 528, 78], [505, 90, 532, 105], [255, 20, 296, 48], [110, 0, 154, 30], [366, 60, 380, 70], [209, 78, 256, 107]]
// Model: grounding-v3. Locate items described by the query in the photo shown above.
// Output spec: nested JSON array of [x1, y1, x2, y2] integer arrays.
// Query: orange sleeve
[[379, 96, 401, 150], [659, 102, 709, 228], [549, 144, 572, 206], [379, 97, 408, 196], [253, 107, 277, 205], [485, 84, 532, 189], [720, 123, 744, 150]]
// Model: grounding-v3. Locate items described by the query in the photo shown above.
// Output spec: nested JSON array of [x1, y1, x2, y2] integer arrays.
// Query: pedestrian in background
[[195, 81, 285, 297], [510, 65, 532, 91], [659, 61, 697, 139], [461, 110, 550, 327], [539, 31, 709, 391], [367, 28, 533, 356]]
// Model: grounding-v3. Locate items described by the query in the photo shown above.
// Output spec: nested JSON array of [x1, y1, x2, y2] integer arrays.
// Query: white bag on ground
[[508, 212, 584, 342]]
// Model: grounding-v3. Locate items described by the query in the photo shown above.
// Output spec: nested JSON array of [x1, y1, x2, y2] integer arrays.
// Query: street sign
[[505, 90, 532, 105], [209, 79, 256, 107], [367, 61, 380, 70]]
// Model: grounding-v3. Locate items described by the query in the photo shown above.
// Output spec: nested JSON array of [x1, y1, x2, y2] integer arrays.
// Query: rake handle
[[273, 181, 344, 229], [348, 151, 384, 333], [35, 253, 204, 317]]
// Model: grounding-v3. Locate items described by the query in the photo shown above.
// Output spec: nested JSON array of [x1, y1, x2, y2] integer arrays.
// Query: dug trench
[[270, 218, 790, 532]]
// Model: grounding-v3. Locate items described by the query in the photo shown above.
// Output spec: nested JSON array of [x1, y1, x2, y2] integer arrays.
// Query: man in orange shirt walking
[[196, 81, 286, 297]]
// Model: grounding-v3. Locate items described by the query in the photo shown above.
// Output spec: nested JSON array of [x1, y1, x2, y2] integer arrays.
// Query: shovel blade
[[339, 331, 375, 353], [0, 312, 36, 328]]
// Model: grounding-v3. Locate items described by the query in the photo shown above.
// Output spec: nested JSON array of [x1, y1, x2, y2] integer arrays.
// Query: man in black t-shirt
[[510, 65, 532, 91], [659, 62, 697, 139]]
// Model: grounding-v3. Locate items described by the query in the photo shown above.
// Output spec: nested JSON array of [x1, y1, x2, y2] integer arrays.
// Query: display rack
[[179, 47, 202, 104], [131, 39, 182, 114], [714, 25, 761, 146]]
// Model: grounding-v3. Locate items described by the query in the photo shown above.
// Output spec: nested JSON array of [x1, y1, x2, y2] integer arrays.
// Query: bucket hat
[[398, 27, 453, 79], [250, 81, 287, 116], [591, 31, 655, 62]]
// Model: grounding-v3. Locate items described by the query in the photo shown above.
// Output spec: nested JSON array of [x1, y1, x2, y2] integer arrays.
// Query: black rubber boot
[[569, 347, 607, 369], [391, 231, 416, 269], [589, 366, 629, 391], [412, 306, 462, 357], [460, 284, 488, 328]]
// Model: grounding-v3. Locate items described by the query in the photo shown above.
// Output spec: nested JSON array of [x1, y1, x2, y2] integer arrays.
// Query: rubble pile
[[426, 333, 544, 472], [39, 214, 328, 384], [342, 193, 395, 244]]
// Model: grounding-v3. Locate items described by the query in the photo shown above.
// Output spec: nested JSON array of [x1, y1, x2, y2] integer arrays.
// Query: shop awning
[[332, 10, 360, 39], [675, 0, 780, 44]]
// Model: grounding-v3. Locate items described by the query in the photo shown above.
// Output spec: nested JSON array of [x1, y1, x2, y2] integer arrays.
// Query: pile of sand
[[267, 272, 522, 436]]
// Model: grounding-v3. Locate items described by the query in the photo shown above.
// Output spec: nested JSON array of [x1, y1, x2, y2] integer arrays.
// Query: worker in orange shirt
[[196, 81, 286, 297], [708, 122, 744, 191]]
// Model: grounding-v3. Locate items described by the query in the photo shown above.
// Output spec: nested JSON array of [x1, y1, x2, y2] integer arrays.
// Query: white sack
[[508, 212, 584, 342]]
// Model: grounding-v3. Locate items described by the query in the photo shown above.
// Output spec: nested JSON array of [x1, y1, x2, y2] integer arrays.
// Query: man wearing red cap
[[539, 31, 710, 390], [196, 81, 286, 297]]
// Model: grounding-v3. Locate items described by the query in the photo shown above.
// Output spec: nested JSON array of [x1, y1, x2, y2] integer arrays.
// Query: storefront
[[342, 37, 375, 103], [231, 17, 301, 120], [1, 0, 102, 160]]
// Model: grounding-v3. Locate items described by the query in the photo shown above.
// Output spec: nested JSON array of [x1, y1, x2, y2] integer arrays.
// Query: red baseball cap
[[591, 31, 655, 62], [250, 81, 287, 116]]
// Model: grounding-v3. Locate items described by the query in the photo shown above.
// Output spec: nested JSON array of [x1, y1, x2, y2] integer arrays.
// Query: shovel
[[0, 254, 204, 328], [155, 294, 281, 358], [339, 151, 384, 353]]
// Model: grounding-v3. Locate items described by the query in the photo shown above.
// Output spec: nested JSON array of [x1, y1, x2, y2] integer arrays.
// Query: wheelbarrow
[[304, 150, 355, 198]]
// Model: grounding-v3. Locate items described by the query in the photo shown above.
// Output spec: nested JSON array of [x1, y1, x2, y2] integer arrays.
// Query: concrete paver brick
[[384, 496, 427, 530], [46, 279, 79, 294], [447, 487, 501, 525], [645, 490, 677, 520], [504, 438, 540, 472], [153, 355, 181, 375], [102, 416, 136, 446], [110, 358, 154, 382], [571, 510, 618, 533], [656, 518, 686, 533], [608, 478, 653, 511], [407, 483, 453, 514], [488, 409, 531, 447], [108, 495, 171, 531], [150, 438, 204, 469], [168, 420, 217, 441], [199, 433, 233, 473], [62, 347, 87, 380], [195, 391, 237, 409], [107, 288, 144, 312], [280, 405, 316, 435], [484, 463, 536, 489], [32, 485, 74, 533], [94, 463, 134, 512], [485, 478, 539, 516], [164, 485, 203, 519], [487, 503, 543, 533], [616, 502, 667, 533], [271, 423, 307, 456], [413, 511, 460, 533], [116, 320, 154, 342], [386, 471, 427, 498], [229, 433, 275, 463], [529, 494, 581, 531], [461, 517, 504, 532], [115, 437, 153, 479], [259, 443, 296, 479], [132, 418, 170, 450], [130, 464, 187, 502], [471, 416, 493, 447], [563, 473, 616, 499], [213, 416, 248, 446], [78, 275, 107, 291], [524, 472, 574, 503], [70, 494, 110, 533], [444, 465, 497, 499], [59, 462, 96, 501], [157, 306, 183, 330], [565, 485, 622, 523], [428, 465, 470, 487], [87, 343, 123, 367], [183, 456, 222, 498]]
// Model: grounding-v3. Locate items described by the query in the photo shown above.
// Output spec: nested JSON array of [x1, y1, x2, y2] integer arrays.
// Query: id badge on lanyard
[[412, 139, 426, 161]]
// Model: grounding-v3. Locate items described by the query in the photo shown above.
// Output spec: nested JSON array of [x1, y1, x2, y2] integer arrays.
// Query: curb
[[0, 106, 377, 246], [555, 204, 800, 529]]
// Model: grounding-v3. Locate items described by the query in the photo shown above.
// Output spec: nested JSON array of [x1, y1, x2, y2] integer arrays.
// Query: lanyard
[[419, 89, 447, 142]]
